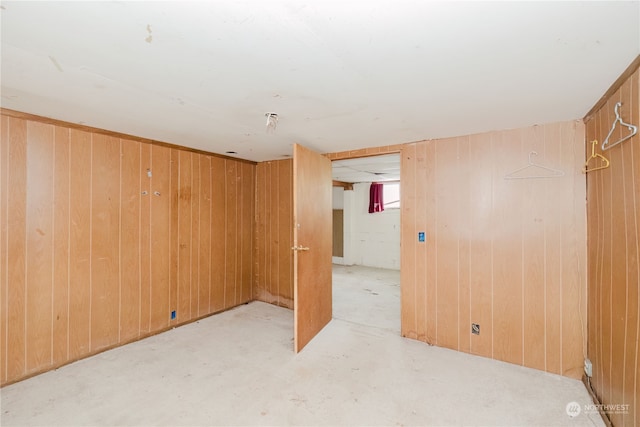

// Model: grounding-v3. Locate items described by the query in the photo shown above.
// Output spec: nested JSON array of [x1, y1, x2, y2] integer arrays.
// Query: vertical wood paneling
[[415, 143, 428, 342], [210, 156, 226, 312], [608, 92, 626, 417], [585, 116, 599, 388], [599, 96, 613, 406], [560, 122, 585, 379], [255, 162, 267, 302], [233, 163, 242, 304], [544, 123, 563, 375], [457, 136, 471, 354], [225, 161, 237, 307], [6, 118, 27, 381], [401, 120, 586, 379], [190, 154, 200, 315], [241, 162, 254, 304], [586, 66, 639, 427], [492, 129, 524, 366], [277, 160, 292, 307], [522, 126, 546, 372], [25, 121, 54, 372], [120, 139, 140, 342], [424, 142, 437, 344], [139, 143, 151, 334], [149, 146, 171, 331], [52, 126, 70, 365], [0, 112, 256, 386], [255, 159, 294, 309], [90, 135, 120, 352], [177, 150, 192, 321], [198, 155, 211, 315], [0, 115, 9, 383], [68, 129, 91, 360], [169, 149, 179, 326], [629, 68, 639, 427], [435, 138, 459, 351], [468, 132, 493, 359]]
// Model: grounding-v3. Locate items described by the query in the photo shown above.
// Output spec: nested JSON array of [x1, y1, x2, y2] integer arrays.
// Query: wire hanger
[[504, 151, 564, 180], [583, 140, 610, 173], [601, 102, 637, 151]]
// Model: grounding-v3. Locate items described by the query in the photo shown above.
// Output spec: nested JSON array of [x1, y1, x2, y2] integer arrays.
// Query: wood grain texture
[[324, 144, 404, 161], [0, 108, 256, 166], [139, 142, 151, 334], [401, 121, 587, 379], [585, 66, 639, 427], [177, 150, 192, 321], [190, 154, 200, 319], [149, 146, 171, 331], [0, 115, 9, 383], [417, 142, 429, 343], [198, 155, 211, 316], [240, 162, 255, 304], [120, 139, 141, 342], [90, 134, 120, 352], [293, 144, 333, 353], [25, 121, 54, 373], [169, 149, 179, 327], [254, 159, 294, 309], [210, 156, 226, 312], [52, 126, 70, 366], [0, 112, 256, 386], [521, 126, 546, 372], [224, 160, 237, 307], [457, 136, 471, 354], [68, 129, 91, 361], [6, 117, 27, 382]]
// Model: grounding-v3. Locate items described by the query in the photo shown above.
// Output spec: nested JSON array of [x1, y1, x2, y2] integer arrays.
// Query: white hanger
[[601, 102, 637, 151], [504, 151, 564, 180]]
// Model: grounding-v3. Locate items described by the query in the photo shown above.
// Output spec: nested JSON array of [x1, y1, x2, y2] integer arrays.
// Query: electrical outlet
[[584, 358, 592, 377], [472, 323, 480, 335]]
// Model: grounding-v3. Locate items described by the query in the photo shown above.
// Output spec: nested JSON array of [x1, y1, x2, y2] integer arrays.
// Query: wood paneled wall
[[585, 66, 639, 427], [0, 113, 255, 386], [254, 159, 293, 309], [400, 121, 587, 379]]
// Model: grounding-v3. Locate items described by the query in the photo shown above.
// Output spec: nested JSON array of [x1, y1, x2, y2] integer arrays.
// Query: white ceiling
[[1, 1, 639, 162]]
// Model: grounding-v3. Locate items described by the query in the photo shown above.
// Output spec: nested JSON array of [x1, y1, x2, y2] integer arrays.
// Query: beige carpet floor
[[0, 265, 603, 426]]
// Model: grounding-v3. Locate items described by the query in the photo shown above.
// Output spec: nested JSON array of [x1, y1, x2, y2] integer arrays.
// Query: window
[[383, 182, 400, 209]]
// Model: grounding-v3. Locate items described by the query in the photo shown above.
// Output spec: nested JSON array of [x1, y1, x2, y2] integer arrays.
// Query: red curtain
[[369, 182, 384, 213]]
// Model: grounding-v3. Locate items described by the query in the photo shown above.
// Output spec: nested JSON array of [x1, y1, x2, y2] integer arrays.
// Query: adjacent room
[[331, 154, 402, 333], [1, 1, 639, 426]]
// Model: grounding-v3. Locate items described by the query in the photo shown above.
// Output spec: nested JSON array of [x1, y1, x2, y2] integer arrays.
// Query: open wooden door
[[293, 143, 333, 352]]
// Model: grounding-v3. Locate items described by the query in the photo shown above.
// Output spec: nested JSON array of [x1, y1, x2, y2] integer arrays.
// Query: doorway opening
[[330, 154, 401, 334]]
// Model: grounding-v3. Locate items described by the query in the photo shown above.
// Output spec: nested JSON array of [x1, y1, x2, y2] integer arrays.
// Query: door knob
[[291, 246, 310, 251]]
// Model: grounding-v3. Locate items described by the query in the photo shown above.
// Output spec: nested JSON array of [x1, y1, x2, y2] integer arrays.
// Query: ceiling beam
[[332, 180, 354, 191], [324, 144, 404, 161]]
